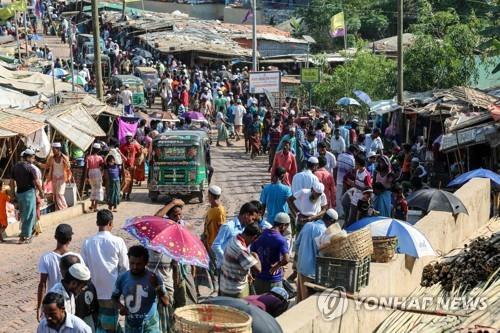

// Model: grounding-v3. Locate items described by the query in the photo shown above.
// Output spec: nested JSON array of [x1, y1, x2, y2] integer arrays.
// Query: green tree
[[311, 50, 397, 110], [289, 16, 305, 38], [404, 23, 480, 91], [359, 11, 390, 40]]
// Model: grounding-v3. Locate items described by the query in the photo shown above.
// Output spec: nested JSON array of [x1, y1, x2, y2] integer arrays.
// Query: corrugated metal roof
[[0, 111, 46, 136], [0, 128, 17, 138], [55, 105, 106, 138]]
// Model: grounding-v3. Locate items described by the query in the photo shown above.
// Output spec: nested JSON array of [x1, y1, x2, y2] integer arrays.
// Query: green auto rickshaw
[[148, 130, 210, 203], [110, 75, 146, 110]]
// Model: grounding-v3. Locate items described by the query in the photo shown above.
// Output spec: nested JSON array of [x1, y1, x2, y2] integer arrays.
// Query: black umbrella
[[200, 296, 283, 333], [407, 189, 468, 215]]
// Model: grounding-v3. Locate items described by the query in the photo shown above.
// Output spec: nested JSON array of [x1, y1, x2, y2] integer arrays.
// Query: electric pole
[[69, 23, 75, 92], [252, 0, 257, 71], [122, 0, 127, 19], [396, 0, 403, 105], [92, 0, 104, 100]]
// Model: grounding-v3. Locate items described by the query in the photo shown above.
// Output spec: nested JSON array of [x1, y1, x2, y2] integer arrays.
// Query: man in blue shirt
[[250, 213, 290, 294], [295, 208, 338, 303], [338, 119, 350, 147], [211, 202, 260, 268], [260, 167, 292, 224], [112, 245, 169, 332], [250, 200, 273, 230]]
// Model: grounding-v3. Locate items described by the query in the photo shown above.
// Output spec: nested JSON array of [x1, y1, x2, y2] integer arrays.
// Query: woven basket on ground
[[371, 236, 398, 263], [174, 304, 252, 333], [322, 227, 373, 260]]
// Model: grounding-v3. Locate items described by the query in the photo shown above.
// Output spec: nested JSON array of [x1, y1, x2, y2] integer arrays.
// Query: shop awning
[[0, 110, 46, 136], [0, 128, 17, 138], [441, 122, 500, 152], [48, 117, 94, 150], [47, 104, 106, 150]]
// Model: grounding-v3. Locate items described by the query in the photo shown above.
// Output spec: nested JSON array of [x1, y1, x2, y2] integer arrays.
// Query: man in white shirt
[[291, 157, 319, 194], [316, 142, 336, 176], [121, 84, 134, 115], [78, 64, 90, 82], [330, 128, 346, 156], [287, 182, 328, 225], [37, 224, 74, 320], [368, 128, 384, 155], [81, 210, 128, 333], [233, 99, 246, 140], [38, 292, 91, 333]]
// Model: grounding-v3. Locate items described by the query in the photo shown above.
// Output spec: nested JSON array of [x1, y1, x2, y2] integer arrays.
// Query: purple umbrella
[[182, 111, 206, 121]]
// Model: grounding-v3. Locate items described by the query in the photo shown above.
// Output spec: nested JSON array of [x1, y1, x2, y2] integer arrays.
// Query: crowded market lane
[[0, 140, 269, 333]]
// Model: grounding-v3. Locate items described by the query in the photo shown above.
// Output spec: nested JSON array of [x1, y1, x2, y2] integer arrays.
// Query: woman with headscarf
[[85, 143, 104, 211], [375, 155, 395, 190]]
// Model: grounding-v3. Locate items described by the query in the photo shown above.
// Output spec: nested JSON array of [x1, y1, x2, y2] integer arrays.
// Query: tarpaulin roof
[[0, 86, 48, 109], [0, 65, 77, 97]]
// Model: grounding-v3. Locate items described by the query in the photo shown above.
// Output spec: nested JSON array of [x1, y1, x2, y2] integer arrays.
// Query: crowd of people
[[31, 103, 434, 331]]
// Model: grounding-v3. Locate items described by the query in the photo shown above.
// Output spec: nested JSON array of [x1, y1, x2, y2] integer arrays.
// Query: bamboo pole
[[0, 139, 21, 180]]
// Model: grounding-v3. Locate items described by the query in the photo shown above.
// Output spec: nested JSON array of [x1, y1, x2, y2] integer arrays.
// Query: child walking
[[0, 183, 11, 242], [105, 155, 121, 212], [392, 183, 408, 221]]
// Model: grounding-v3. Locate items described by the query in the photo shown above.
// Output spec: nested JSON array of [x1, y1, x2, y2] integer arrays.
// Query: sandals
[[17, 237, 32, 244]]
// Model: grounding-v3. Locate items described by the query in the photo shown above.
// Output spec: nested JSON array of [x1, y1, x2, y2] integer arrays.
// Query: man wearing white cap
[[291, 156, 319, 194], [10, 149, 44, 244], [50, 263, 91, 315], [295, 208, 338, 302], [287, 182, 328, 229], [45, 143, 71, 211], [121, 84, 133, 115]]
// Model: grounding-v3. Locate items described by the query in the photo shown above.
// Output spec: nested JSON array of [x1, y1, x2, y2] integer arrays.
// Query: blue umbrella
[[345, 216, 436, 258], [31, 34, 43, 42], [47, 68, 68, 78], [447, 168, 500, 188], [336, 97, 361, 106], [353, 90, 372, 105]]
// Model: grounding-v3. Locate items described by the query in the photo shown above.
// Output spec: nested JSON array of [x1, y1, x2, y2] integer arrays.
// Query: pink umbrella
[[123, 216, 209, 268]]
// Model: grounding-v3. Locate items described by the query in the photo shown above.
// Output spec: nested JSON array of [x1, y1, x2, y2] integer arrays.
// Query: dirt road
[[0, 141, 269, 333]]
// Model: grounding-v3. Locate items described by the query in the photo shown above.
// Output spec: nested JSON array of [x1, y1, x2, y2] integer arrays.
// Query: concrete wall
[[4, 201, 90, 237], [277, 178, 491, 333]]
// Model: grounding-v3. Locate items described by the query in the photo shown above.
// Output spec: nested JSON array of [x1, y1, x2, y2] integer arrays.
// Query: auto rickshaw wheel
[[197, 191, 204, 203]]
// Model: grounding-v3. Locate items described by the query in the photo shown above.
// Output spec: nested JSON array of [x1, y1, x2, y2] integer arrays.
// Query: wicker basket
[[371, 236, 398, 263], [174, 304, 252, 333], [322, 227, 374, 260]]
